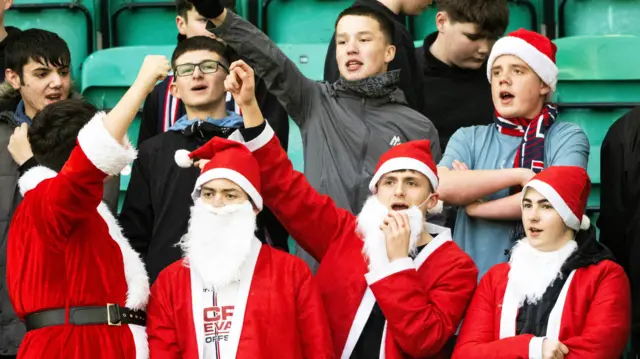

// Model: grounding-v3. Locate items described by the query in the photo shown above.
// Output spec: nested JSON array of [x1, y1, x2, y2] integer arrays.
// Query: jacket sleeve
[[210, 11, 320, 127], [139, 84, 161, 146], [295, 262, 335, 359], [562, 263, 631, 359], [103, 174, 120, 215], [18, 113, 136, 244], [323, 34, 340, 84], [118, 148, 154, 257], [147, 277, 182, 359], [366, 253, 478, 357], [453, 268, 534, 359], [232, 122, 354, 262], [597, 114, 631, 270], [254, 75, 289, 151]]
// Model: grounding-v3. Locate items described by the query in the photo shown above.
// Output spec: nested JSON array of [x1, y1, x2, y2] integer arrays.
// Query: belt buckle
[[107, 304, 121, 326]]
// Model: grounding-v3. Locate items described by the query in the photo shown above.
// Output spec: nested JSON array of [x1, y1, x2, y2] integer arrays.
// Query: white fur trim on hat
[[486, 36, 558, 91], [580, 215, 590, 231], [192, 168, 263, 210], [369, 157, 439, 193], [175, 149, 194, 168], [523, 179, 580, 231], [77, 112, 138, 176]]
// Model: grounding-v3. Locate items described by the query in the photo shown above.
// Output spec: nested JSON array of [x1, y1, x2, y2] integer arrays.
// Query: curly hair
[[29, 99, 98, 172]]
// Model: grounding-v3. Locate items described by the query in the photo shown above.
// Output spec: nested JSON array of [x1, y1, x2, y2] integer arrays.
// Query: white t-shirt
[[203, 282, 240, 359]]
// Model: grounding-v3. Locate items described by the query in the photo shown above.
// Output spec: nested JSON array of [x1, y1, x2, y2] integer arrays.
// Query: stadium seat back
[[262, 0, 351, 43], [413, 0, 538, 41], [278, 43, 328, 81], [554, 36, 640, 213], [6, 0, 96, 82], [81, 46, 174, 210], [109, 0, 177, 46], [559, 0, 640, 37]]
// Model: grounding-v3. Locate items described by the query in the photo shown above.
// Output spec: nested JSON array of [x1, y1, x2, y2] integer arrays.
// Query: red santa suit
[[147, 137, 334, 359], [229, 123, 478, 358], [453, 166, 632, 359], [7, 113, 150, 358]]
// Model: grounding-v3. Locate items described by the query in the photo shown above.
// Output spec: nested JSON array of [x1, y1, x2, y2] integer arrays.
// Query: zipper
[[353, 97, 371, 210]]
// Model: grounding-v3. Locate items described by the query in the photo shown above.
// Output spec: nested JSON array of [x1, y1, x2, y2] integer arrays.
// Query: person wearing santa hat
[[436, 28, 590, 278], [452, 166, 631, 359], [145, 138, 334, 358], [222, 60, 477, 358]]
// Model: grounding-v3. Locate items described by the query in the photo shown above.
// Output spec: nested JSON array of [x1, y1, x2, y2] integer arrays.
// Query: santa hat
[[175, 138, 262, 210], [368, 140, 442, 213], [522, 166, 591, 231], [487, 28, 558, 91]]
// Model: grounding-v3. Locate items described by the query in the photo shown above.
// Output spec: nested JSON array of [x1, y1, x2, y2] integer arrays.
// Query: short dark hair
[[176, 0, 236, 18], [29, 99, 98, 172], [5, 29, 71, 80], [335, 6, 394, 44], [171, 36, 230, 69], [438, 0, 509, 39]]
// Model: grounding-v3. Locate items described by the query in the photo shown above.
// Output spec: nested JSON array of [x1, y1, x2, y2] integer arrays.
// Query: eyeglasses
[[174, 60, 229, 77]]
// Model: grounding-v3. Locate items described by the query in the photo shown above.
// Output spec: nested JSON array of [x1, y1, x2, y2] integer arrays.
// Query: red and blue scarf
[[494, 103, 558, 173]]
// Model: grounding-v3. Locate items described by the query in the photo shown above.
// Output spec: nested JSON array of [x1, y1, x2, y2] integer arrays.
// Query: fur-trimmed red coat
[[146, 239, 334, 359], [7, 114, 149, 359], [230, 123, 478, 358], [453, 260, 631, 359]]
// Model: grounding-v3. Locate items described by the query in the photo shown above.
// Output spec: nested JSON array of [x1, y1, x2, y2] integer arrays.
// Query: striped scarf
[[494, 103, 557, 173]]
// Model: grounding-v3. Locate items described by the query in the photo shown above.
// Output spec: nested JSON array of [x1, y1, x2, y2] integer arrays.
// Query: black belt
[[24, 304, 146, 331]]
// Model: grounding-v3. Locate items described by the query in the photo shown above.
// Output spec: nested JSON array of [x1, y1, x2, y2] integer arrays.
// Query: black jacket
[[598, 106, 640, 353], [119, 122, 289, 284], [323, 0, 425, 115], [416, 32, 494, 150]]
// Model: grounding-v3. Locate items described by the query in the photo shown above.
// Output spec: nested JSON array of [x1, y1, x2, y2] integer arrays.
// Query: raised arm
[[15, 56, 170, 239], [224, 61, 354, 261], [190, 1, 319, 125]]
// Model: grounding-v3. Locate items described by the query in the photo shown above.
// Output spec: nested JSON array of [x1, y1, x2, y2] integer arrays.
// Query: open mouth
[[345, 60, 363, 71], [191, 84, 208, 92], [529, 227, 543, 235], [391, 204, 409, 211], [45, 93, 62, 101], [499, 91, 514, 101]]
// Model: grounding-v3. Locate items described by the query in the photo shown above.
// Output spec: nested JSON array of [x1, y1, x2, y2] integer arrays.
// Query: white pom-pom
[[579, 214, 590, 231], [428, 200, 444, 215], [174, 149, 193, 168]]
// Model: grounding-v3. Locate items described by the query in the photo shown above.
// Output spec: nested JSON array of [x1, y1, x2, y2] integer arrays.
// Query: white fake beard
[[508, 238, 578, 306], [356, 196, 425, 271], [178, 199, 257, 291]]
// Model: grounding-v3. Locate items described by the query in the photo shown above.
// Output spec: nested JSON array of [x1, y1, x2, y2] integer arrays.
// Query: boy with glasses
[[119, 36, 287, 284]]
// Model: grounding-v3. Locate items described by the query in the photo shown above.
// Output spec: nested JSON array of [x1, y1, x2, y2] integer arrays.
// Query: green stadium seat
[[109, 0, 177, 46], [559, 0, 640, 37], [81, 46, 174, 211], [279, 43, 328, 81], [6, 0, 96, 82], [413, 0, 539, 41], [554, 35, 640, 214], [261, 0, 351, 43]]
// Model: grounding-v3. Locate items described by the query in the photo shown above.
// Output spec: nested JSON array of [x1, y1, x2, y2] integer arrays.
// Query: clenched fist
[[8, 123, 33, 166], [189, 0, 225, 19], [542, 338, 569, 359], [224, 60, 257, 108], [134, 55, 171, 94]]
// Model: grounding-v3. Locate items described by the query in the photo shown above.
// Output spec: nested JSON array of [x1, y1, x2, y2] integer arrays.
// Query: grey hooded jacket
[[211, 12, 441, 272]]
